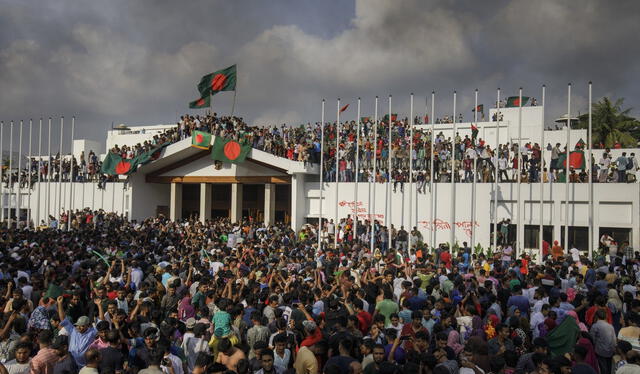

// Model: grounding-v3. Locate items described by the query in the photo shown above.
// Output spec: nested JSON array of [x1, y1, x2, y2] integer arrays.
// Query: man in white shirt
[[599, 153, 611, 182]]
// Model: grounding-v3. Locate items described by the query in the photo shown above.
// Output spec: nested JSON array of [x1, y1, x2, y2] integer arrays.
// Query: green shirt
[[375, 299, 399, 325]]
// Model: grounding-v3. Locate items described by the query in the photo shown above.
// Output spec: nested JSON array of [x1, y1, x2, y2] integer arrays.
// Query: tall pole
[[355, 97, 361, 242], [471, 89, 478, 251], [588, 82, 593, 260], [36, 119, 42, 227], [335, 99, 340, 250], [57, 117, 64, 221], [539, 85, 546, 263], [8, 121, 14, 227], [451, 91, 456, 247], [318, 99, 325, 251], [46, 118, 52, 224], [370, 97, 378, 253], [387, 95, 392, 249], [27, 120, 33, 228], [517, 88, 523, 255], [409, 93, 414, 232], [429, 92, 436, 248], [565, 84, 571, 253], [0, 122, 4, 223], [67, 116, 75, 231], [17, 121, 23, 227], [493, 89, 501, 250]]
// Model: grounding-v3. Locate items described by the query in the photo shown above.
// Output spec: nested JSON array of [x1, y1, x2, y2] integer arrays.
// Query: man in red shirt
[[400, 311, 429, 352], [439, 248, 452, 270], [353, 299, 372, 335]]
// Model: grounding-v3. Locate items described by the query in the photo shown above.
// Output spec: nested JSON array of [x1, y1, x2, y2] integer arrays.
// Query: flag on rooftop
[[505, 96, 530, 107], [197, 64, 237, 97]]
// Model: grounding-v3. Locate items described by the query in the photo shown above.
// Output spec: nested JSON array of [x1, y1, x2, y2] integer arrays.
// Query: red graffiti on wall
[[339, 200, 384, 220], [418, 219, 480, 238]]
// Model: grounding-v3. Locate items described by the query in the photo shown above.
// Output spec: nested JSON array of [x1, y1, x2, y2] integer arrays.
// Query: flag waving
[[506, 96, 530, 107], [339, 104, 349, 113], [189, 95, 210, 109], [197, 65, 237, 97], [472, 104, 484, 113]]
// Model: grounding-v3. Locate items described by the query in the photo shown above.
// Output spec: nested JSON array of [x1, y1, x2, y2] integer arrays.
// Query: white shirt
[[130, 268, 143, 289], [5, 360, 30, 374], [161, 353, 183, 374], [570, 247, 580, 263]]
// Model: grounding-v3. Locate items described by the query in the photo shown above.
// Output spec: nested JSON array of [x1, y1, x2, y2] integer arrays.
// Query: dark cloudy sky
[[1, 0, 639, 149]]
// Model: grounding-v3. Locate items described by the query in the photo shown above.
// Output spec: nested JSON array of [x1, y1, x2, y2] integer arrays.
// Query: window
[[524, 225, 554, 249], [599, 227, 631, 247], [561, 226, 588, 251]]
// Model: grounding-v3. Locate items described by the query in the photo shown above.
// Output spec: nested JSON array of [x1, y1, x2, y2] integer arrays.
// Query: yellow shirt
[[294, 346, 318, 374]]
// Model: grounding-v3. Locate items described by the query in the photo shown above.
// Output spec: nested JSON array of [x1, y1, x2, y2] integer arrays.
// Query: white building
[[2, 105, 639, 253]]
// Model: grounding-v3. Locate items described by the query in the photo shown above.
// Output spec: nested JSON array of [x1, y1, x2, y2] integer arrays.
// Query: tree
[[577, 97, 639, 148]]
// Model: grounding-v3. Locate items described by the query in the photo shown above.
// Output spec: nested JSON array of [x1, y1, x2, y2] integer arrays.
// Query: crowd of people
[[0, 211, 638, 374], [1, 111, 638, 195]]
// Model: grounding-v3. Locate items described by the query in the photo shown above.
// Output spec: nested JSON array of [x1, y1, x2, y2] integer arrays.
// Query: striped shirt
[[30, 347, 59, 374]]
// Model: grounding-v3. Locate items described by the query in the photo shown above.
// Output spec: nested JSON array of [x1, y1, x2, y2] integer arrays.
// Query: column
[[264, 183, 276, 226], [170, 183, 182, 221], [231, 183, 243, 223], [290, 173, 306, 231], [199, 183, 212, 224]]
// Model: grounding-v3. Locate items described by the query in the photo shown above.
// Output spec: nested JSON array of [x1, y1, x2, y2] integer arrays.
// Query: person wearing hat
[[51, 335, 78, 374], [56, 296, 99, 367]]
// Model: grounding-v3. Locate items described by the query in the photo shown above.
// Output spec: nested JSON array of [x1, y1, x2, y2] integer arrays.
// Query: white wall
[[307, 181, 640, 250]]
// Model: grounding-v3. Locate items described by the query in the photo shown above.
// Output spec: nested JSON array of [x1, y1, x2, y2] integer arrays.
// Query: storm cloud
[[0, 0, 638, 149]]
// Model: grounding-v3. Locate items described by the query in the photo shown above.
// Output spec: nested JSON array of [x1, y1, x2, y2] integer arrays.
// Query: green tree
[[577, 97, 639, 148]]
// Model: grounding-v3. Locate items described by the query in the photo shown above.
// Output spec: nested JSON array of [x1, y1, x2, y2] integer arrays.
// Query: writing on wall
[[418, 220, 480, 238], [338, 200, 384, 220]]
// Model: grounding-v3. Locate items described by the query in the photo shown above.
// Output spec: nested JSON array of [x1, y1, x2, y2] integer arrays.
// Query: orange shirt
[[551, 245, 563, 260]]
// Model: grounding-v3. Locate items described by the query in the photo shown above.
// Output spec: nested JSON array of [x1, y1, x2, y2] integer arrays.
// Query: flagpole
[[387, 95, 392, 250], [46, 118, 52, 224], [371, 96, 378, 254], [8, 121, 13, 228], [319, 99, 325, 251], [517, 88, 523, 256], [451, 91, 456, 247], [67, 116, 75, 231], [36, 118, 42, 228], [27, 119, 33, 228], [0, 121, 4, 224], [588, 82, 593, 261], [471, 89, 478, 251], [335, 98, 340, 250], [409, 93, 414, 233], [493, 89, 500, 251], [58, 117, 64, 224], [355, 97, 361, 243], [539, 85, 546, 264], [231, 90, 237, 117], [565, 84, 571, 254], [17, 121, 23, 227], [430, 92, 435, 249]]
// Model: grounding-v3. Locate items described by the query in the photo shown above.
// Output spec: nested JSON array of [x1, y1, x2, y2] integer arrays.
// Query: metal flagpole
[[8, 121, 13, 227], [57, 117, 64, 222], [318, 99, 325, 251], [430, 92, 435, 248], [471, 89, 478, 251], [588, 82, 593, 260], [0, 121, 4, 223], [46, 118, 52, 224], [334, 98, 340, 250], [17, 121, 23, 227], [539, 85, 546, 263], [387, 95, 392, 249], [451, 91, 456, 247], [493, 89, 500, 250], [517, 88, 523, 255], [355, 97, 360, 242], [409, 93, 414, 231], [27, 120, 32, 228], [67, 116, 75, 231], [371, 97, 378, 253], [37, 118, 42, 227], [565, 84, 571, 254]]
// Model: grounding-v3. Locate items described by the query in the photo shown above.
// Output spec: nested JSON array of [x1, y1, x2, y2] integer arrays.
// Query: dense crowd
[[0, 212, 638, 374], [2, 111, 638, 194]]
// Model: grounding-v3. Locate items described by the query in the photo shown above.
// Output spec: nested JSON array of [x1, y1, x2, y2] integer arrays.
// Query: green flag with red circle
[[191, 130, 212, 150], [505, 96, 530, 107], [211, 137, 250, 164], [197, 65, 237, 97], [100, 144, 168, 175], [189, 95, 210, 109]]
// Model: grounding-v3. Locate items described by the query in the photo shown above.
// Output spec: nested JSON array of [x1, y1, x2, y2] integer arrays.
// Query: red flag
[[339, 104, 349, 113]]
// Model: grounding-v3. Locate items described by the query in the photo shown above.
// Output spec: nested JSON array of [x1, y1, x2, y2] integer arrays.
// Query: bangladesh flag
[[557, 150, 586, 170], [189, 95, 210, 109], [505, 96, 530, 107], [383, 113, 398, 122], [472, 104, 484, 113], [191, 130, 212, 150], [197, 64, 237, 97], [211, 137, 250, 164], [471, 124, 479, 140], [101, 144, 167, 175]]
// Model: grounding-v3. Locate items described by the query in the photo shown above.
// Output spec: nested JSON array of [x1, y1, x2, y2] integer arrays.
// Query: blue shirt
[[507, 295, 530, 317], [60, 318, 97, 367]]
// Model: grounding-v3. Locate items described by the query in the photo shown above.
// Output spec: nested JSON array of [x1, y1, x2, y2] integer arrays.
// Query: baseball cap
[[185, 317, 197, 329], [74, 316, 90, 326]]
